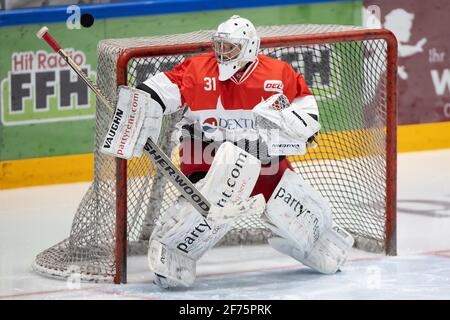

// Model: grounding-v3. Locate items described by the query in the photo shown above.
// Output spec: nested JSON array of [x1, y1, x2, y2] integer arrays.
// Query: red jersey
[[162, 52, 313, 133]]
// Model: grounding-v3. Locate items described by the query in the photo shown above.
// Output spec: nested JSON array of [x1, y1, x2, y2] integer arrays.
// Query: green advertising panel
[[0, 22, 104, 160]]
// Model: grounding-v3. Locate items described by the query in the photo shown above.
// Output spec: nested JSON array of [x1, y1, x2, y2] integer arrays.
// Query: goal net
[[33, 24, 397, 283]]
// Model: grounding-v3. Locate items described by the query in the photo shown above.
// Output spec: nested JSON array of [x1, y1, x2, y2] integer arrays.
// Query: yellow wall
[[397, 121, 450, 153], [0, 154, 94, 189]]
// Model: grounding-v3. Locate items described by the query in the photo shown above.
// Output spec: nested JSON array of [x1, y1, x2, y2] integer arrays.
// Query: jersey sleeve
[[140, 58, 193, 114]]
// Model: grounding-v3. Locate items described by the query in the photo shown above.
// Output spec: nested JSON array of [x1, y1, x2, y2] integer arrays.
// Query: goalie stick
[[36, 26, 212, 217]]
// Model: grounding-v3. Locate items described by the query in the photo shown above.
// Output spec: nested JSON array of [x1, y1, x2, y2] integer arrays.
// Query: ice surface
[[1, 149, 449, 299]]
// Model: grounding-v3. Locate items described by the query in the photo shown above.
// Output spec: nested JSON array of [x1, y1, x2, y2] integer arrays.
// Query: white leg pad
[[148, 142, 264, 287], [148, 239, 196, 287], [265, 169, 333, 255], [265, 169, 354, 274], [269, 222, 354, 274]]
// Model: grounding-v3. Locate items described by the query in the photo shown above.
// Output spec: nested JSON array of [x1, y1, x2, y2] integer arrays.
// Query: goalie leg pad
[[148, 142, 264, 286], [264, 169, 354, 273], [265, 169, 333, 254], [269, 222, 354, 274], [300, 222, 354, 274], [200, 141, 262, 207], [148, 239, 196, 287], [151, 142, 262, 257]]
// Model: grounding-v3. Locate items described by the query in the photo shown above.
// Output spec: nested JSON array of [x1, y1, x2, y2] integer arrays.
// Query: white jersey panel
[[143, 72, 182, 114]]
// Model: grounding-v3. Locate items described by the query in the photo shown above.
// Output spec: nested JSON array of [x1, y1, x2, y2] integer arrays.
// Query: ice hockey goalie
[[100, 15, 355, 288]]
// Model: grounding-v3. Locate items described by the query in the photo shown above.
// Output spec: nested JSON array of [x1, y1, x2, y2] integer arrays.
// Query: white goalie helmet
[[212, 15, 260, 81]]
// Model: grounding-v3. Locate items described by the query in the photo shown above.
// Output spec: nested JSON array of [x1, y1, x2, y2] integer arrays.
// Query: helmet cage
[[212, 35, 249, 64]]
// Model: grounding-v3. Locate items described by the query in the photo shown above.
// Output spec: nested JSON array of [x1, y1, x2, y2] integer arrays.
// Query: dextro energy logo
[[201, 116, 255, 132], [202, 117, 218, 132], [1, 49, 96, 126]]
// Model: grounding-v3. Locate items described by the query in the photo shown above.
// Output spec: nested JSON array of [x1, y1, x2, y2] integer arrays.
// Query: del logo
[[264, 80, 284, 93], [1, 49, 96, 126], [202, 117, 218, 132]]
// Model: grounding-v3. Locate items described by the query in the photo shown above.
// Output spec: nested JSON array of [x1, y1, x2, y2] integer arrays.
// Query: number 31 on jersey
[[204, 77, 217, 91]]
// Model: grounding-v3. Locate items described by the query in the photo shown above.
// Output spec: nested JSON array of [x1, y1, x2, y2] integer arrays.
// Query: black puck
[[81, 13, 95, 28]]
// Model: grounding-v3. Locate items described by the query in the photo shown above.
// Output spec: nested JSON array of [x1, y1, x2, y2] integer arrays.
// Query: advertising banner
[[364, 0, 450, 125], [0, 23, 101, 162]]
